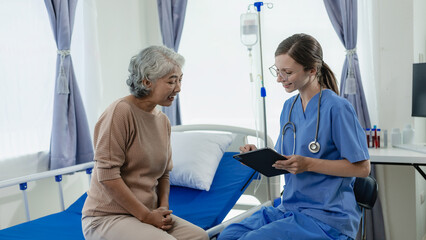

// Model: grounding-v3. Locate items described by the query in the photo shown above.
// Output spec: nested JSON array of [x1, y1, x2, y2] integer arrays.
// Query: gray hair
[[126, 46, 185, 98]]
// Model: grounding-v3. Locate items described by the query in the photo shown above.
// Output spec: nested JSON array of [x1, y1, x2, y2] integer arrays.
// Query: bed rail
[[0, 162, 94, 221]]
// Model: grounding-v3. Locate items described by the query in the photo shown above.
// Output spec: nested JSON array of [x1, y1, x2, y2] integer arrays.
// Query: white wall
[[375, 0, 426, 239], [413, 0, 426, 145], [95, 0, 162, 112], [413, 1, 426, 239]]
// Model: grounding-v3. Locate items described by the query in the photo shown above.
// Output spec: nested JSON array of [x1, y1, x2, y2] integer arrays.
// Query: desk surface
[[369, 147, 426, 165]]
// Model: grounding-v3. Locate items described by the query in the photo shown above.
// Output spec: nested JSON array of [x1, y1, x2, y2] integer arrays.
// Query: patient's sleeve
[[159, 121, 173, 181], [93, 102, 135, 182]]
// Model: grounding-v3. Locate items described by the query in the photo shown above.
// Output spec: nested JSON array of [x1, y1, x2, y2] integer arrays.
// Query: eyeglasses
[[269, 65, 292, 80]]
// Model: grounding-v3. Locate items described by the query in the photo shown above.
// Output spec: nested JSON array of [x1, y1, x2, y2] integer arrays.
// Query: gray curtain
[[323, 0, 370, 129], [157, 0, 188, 126], [323, 1, 385, 239], [45, 0, 94, 169]]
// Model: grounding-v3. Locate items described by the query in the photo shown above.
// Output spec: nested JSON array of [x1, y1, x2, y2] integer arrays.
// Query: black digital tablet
[[233, 147, 289, 177]]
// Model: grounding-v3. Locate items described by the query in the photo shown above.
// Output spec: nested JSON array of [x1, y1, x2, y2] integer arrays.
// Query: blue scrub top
[[274, 89, 369, 239]]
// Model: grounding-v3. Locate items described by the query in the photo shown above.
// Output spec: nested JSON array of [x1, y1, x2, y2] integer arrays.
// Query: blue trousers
[[217, 206, 351, 240]]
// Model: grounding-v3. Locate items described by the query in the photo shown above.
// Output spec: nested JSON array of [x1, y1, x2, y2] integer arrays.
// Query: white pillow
[[170, 132, 234, 191]]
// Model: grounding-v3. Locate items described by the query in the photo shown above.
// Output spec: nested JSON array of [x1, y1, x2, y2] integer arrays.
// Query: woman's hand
[[272, 154, 311, 174], [143, 208, 173, 230], [157, 206, 173, 230], [239, 144, 257, 153]]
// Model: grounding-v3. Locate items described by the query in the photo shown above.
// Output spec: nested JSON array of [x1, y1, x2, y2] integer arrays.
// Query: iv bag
[[240, 13, 258, 48]]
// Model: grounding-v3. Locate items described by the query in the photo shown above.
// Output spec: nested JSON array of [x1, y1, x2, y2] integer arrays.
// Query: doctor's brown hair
[[275, 33, 339, 95]]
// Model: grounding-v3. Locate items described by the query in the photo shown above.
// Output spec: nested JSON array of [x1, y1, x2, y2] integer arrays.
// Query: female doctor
[[218, 33, 370, 240]]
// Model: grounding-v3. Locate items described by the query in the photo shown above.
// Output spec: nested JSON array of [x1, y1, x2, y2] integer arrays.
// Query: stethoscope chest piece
[[308, 141, 320, 153], [282, 88, 323, 155]]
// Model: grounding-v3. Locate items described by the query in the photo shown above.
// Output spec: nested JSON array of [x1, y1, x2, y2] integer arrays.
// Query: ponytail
[[320, 62, 339, 95]]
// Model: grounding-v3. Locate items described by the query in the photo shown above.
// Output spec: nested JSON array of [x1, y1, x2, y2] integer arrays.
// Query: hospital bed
[[0, 124, 280, 239]]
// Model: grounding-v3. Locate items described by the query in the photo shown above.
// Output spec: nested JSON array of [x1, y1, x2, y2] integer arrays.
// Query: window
[[0, 0, 101, 163], [0, 1, 56, 160]]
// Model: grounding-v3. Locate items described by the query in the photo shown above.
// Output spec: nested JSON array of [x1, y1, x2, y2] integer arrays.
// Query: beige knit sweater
[[82, 98, 172, 217]]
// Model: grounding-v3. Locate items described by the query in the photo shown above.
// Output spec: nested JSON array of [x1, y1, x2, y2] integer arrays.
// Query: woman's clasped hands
[[143, 207, 174, 230]]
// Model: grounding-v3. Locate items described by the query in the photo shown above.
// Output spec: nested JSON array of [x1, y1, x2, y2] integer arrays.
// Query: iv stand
[[254, 1, 271, 201], [254, 2, 268, 149]]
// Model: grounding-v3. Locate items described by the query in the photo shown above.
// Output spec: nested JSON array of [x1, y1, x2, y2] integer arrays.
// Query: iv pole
[[253, 2, 268, 151], [253, 1, 273, 201]]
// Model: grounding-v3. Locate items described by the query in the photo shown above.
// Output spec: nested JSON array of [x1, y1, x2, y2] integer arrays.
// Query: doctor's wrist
[[305, 157, 317, 172]]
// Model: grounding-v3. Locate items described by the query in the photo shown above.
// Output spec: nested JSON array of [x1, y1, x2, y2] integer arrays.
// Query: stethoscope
[[281, 88, 322, 155]]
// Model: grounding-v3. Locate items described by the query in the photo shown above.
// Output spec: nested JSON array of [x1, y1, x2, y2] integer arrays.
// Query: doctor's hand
[[239, 144, 257, 153], [272, 155, 311, 174], [143, 208, 173, 230]]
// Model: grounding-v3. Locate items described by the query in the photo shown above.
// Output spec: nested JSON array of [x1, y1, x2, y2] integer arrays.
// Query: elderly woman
[[82, 46, 209, 240]]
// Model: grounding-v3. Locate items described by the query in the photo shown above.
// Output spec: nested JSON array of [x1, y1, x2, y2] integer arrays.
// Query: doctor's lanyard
[[281, 88, 323, 155]]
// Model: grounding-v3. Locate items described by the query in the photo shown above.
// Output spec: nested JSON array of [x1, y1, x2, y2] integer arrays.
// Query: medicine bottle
[[377, 129, 381, 148], [383, 129, 388, 148], [402, 124, 414, 144], [391, 128, 401, 146]]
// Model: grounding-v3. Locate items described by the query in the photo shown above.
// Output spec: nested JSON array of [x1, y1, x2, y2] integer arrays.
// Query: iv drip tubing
[[257, 13, 265, 88]]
